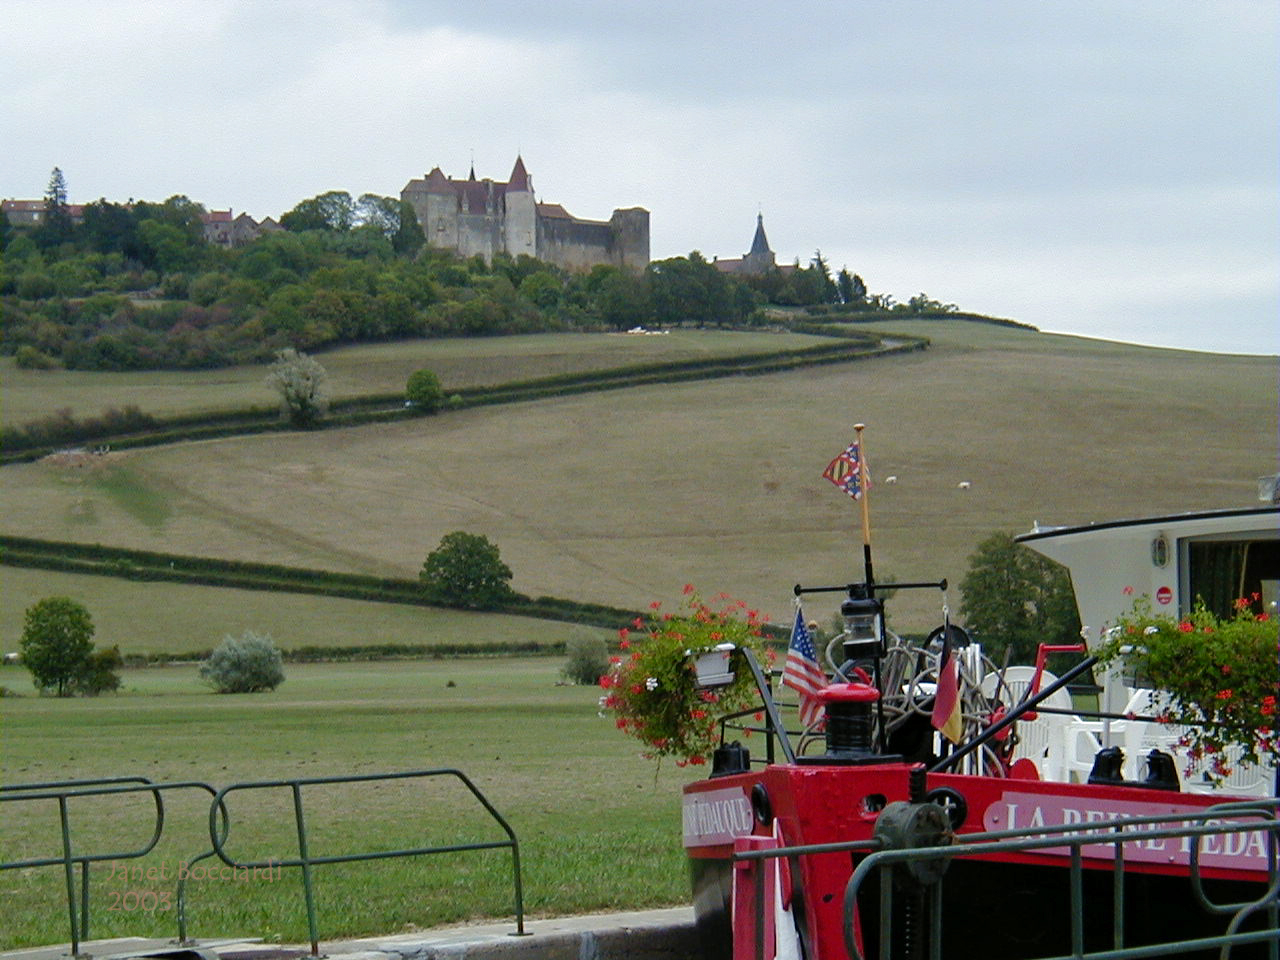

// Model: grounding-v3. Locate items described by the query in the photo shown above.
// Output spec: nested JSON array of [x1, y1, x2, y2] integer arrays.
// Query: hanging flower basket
[[1096, 595, 1277, 784], [600, 587, 774, 766]]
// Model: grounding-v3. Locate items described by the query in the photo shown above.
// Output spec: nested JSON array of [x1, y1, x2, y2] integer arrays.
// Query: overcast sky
[[3, 1, 1276, 355]]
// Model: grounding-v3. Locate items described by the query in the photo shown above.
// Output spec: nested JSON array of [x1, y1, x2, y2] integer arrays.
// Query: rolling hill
[[2, 320, 1274, 640]]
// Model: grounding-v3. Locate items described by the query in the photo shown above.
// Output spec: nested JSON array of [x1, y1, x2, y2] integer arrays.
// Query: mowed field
[[0, 328, 836, 424], [0, 659, 701, 949], [0, 566, 610, 658], [1, 321, 1273, 635]]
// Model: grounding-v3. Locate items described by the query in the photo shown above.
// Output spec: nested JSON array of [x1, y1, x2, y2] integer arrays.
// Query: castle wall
[[401, 162, 649, 272]]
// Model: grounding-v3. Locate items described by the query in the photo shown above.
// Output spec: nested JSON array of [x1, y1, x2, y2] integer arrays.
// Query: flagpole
[[854, 423, 874, 586]]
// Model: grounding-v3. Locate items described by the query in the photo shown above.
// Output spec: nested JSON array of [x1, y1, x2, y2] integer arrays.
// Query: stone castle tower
[[400, 156, 649, 272]]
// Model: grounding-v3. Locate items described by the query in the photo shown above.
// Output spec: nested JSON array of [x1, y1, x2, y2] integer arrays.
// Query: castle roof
[[423, 167, 452, 194], [536, 202, 572, 219], [508, 155, 530, 192], [749, 213, 771, 256]]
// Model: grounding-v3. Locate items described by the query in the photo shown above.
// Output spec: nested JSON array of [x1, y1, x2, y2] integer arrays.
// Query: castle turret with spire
[[713, 213, 785, 276], [401, 156, 648, 271]]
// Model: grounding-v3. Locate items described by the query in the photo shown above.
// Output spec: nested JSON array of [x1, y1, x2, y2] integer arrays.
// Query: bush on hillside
[[405, 368, 445, 412], [199, 631, 285, 693], [267, 348, 329, 427], [561, 633, 609, 685], [420, 531, 514, 608]]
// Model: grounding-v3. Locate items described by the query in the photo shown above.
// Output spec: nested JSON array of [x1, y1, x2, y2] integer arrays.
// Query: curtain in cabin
[[1187, 541, 1250, 619]]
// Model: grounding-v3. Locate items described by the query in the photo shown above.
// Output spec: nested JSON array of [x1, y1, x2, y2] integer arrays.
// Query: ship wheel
[[923, 786, 967, 830]]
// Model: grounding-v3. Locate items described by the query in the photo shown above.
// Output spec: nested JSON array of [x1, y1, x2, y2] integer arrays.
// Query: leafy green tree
[[420, 531, 514, 608], [648, 252, 733, 327], [405, 368, 444, 411], [281, 191, 357, 232], [266, 347, 329, 426], [199, 631, 285, 693], [518, 270, 562, 309], [959, 532, 1081, 665], [20, 596, 95, 696], [72, 645, 123, 696], [561, 632, 609, 685]]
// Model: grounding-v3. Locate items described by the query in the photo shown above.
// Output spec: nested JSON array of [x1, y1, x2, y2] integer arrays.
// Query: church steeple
[[748, 213, 771, 256]]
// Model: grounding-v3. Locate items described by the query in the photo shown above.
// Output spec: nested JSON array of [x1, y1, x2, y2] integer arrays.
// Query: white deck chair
[[1120, 688, 1275, 795], [981, 666, 1076, 780]]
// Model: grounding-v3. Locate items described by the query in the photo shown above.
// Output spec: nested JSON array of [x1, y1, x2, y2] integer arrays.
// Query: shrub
[[420, 531, 514, 608], [405, 368, 445, 412], [72, 645, 123, 696], [266, 348, 329, 427], [561, 633, 609, 685], [14, 345, 61, 370], [199, 631, 285, 693]]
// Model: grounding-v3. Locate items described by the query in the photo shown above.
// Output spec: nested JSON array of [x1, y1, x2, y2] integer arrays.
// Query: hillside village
[[0, 163, 917, 375]]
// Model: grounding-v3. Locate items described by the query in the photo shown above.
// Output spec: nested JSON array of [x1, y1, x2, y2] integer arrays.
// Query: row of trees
[[14, 530, 1076, 699], [2, 173, 921, 373]]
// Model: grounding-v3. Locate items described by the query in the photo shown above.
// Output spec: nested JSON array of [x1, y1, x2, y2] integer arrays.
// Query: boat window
[[1186, 539, 1280, 618]]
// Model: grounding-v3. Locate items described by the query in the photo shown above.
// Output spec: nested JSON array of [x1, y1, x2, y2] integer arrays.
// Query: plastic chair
[[981, 667, 1076, 779]]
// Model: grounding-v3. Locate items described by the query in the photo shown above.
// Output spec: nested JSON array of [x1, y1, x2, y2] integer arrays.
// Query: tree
[[420, 531, 514, 608], [266, 347, 329, 426], [200, 631, 285, 693], [37, 167, 75, 248], [405, 368, 444, 411], [72, 645, 123, 696], [958, 532, 1081, 665], [561, 632, 609, 685], [20, 596, 95, 696], [281, 191, 357, 232]]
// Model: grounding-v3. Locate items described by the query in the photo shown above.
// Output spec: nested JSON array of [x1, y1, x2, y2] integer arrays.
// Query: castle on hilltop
[[400, 156, 649, 272]]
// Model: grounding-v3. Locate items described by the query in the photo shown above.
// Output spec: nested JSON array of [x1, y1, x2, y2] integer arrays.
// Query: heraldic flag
[[823, 441, 869, 500], [931, 625, 964, 744], [782, 606, 826, 728]]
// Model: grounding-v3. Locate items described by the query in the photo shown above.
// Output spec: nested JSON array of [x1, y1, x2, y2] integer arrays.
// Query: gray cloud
[[2, 0, 1275, 353]]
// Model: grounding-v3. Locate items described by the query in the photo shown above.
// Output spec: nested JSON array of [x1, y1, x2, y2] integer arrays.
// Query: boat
[[681, 504, 1280, 960]]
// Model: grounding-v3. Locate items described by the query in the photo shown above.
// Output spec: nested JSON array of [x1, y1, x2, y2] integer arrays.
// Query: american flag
[[782, 606, 826, 728], [823, 441, 869, 500]]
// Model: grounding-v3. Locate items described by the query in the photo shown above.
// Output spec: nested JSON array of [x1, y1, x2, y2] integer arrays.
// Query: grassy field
[[0, 328, 838, 425], [0, 566, 610, 660], [0, 659, 704, 949], [2, 321, 1273, 634]]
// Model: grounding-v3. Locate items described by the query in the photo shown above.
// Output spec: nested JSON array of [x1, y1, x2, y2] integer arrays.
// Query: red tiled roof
[[536, 202, 572, 219]]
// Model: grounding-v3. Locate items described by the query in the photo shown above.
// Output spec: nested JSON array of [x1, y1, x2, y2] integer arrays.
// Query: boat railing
[[730, 799, 1280, 960]]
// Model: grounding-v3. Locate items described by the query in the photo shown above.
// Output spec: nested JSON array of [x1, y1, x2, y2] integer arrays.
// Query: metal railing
[[208, 768, 525, 955], [0, 778, 226, 956], [731, 800, 1280, 960]]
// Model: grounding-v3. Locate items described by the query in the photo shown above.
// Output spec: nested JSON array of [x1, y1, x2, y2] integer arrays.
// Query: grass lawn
[[0, 328, 839, 425], [0, 567, 612, 660], [0, 659, 704, 949], [1, 321, 1272, 634]]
